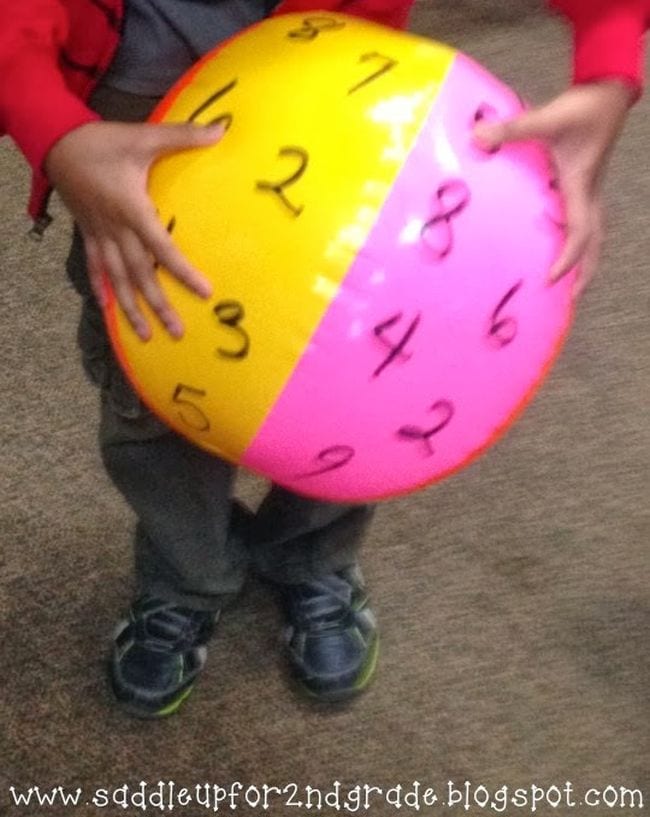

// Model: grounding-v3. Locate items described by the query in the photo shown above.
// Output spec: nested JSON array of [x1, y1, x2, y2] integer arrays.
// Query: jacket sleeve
[[549, 0, 648, 90], [0, 0, 99, 172]]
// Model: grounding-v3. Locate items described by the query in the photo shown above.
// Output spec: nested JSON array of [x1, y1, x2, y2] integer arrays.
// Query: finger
[[133, 202, 213, 298], [119, 229, 184, 338], [572, 207, 603, 299], [549, 220, 590, 282], [548, 173, 593, 282], [143, 121, 226, 158], [474, 106, 558, 152], [83, 235, 109, 307], [101, 239, 152, 341]]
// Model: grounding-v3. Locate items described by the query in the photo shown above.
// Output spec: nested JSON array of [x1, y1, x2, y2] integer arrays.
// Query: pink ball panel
[[242, 54, 573, 501]]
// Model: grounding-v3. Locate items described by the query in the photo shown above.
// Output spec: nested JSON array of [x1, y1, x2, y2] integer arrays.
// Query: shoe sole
[[114, 682, 197, 720]]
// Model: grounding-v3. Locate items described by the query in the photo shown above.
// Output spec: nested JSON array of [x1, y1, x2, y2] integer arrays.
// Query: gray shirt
[[103, 0, 270, 96]]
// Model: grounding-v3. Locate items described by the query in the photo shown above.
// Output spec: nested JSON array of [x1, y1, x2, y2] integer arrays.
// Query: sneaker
[[279, 566, 379, 702], [109, 596, 217, 718]]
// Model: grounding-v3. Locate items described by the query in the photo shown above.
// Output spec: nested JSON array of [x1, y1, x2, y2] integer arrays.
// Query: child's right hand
[[45, 120, 225, 340]]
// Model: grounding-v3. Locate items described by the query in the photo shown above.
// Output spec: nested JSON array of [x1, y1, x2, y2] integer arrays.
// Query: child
[[0, 0, 644, 718]]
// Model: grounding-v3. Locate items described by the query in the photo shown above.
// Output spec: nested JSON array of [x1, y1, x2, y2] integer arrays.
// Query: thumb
[[144, 121, 226, 157], [474, 107, 556, 152]]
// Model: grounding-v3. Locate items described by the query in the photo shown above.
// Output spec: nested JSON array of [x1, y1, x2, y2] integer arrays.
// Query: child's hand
[[45, 120, 225, 340], [474, 80, 634, 297]]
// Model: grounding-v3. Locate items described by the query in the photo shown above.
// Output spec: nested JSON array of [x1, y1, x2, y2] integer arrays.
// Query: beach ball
[[104, 12, 574, 503]]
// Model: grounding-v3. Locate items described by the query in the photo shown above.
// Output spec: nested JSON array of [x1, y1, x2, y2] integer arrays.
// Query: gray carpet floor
[[1, 2, 648, 815]]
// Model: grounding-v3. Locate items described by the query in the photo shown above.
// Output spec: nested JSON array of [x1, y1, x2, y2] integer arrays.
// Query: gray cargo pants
[[64, 85, 373, 612]]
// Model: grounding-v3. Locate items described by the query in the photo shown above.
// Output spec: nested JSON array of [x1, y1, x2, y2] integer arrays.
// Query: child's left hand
[[474, 80, 635, 297]]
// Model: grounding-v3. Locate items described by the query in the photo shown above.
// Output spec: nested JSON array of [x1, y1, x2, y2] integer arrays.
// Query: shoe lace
[[133, 599, 213, 654], [289, 575, 355, 634]]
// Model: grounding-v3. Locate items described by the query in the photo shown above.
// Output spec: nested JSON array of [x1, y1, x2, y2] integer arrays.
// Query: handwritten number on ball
[[488, 280, 523, 348], [348, 53, 397, 95], [546, 177, 566, 231], [472, 102, 501, 154], [296, 446, 355, 478], [473, 102, 498, 124], [421, 180, 471, 261], [372, 311, 421, 378], [256, 147, 309, 217], [172, 384, 210, 432], [397, 400, 454, 457], [188, 78, 237, 130], [287, 16, 346, 40], [213, 301, 250, 360]]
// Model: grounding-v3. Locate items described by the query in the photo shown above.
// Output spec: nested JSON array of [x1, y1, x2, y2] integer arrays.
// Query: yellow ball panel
[[109, 14, 456, 461]]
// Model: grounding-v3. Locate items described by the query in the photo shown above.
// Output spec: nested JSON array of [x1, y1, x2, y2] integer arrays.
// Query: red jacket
[[0, 0, 647, 226]]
